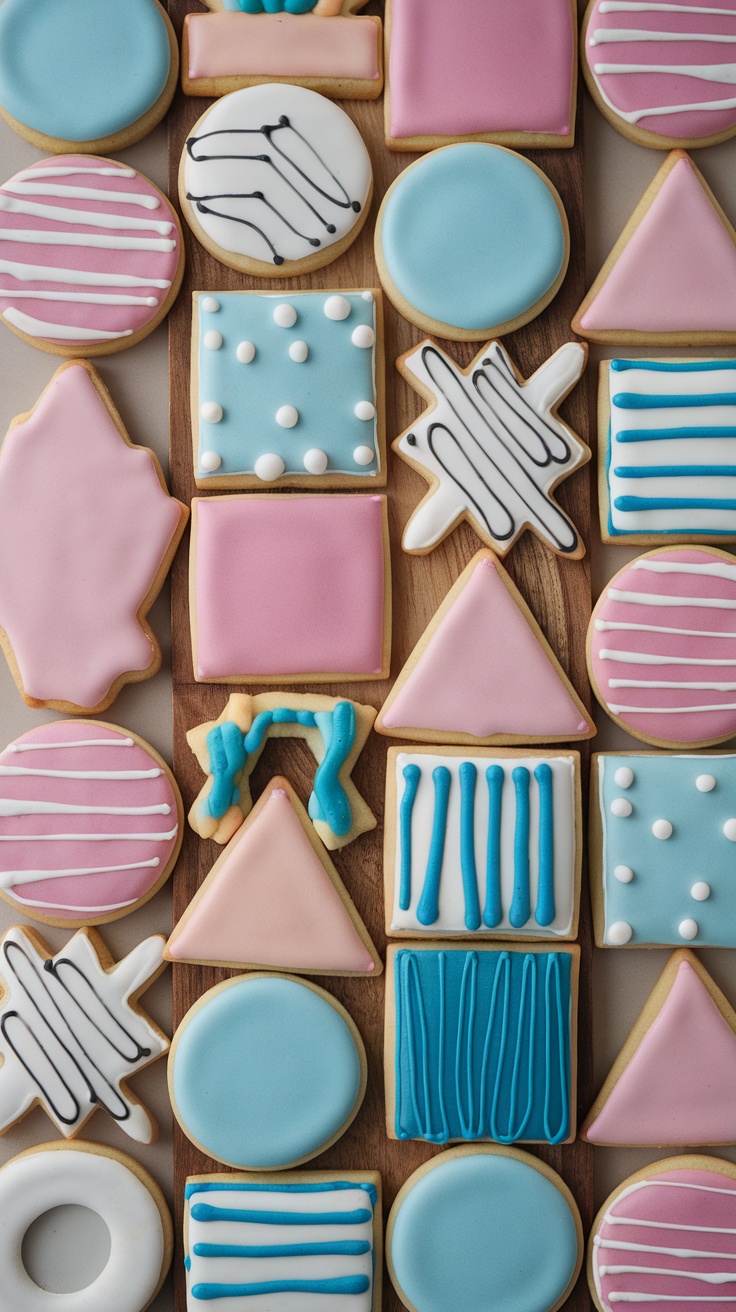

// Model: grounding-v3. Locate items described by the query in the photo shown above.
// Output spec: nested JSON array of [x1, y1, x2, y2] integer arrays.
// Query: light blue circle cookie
[[0, 0, 173, 146], [388, 1149, 582, 1312], [377, 144, 568, 340], [170, 973, 366, 1169]]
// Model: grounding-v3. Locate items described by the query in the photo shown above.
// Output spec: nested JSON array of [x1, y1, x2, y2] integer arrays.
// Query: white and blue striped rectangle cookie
[[599, 358, 736, 544]]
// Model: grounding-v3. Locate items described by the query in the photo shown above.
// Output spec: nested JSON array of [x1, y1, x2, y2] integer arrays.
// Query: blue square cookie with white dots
[[192, 289, 385, 488], [592, 752, 736, 948]]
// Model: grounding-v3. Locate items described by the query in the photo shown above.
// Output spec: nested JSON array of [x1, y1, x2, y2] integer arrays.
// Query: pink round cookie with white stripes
[[0, 154, 183, 355], [0, 720, 183, 927], [588, 546, 736, 748]]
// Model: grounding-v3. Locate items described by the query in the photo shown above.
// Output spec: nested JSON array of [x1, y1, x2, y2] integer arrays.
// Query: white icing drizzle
[[15, 166, 137, 179], [595, 1238, 736, 1260], [11, 893, 139, 913], [594, 61, 736, 81], [0, 228, 176, 252], [9, 739, 134, 752], [0, 258, 171, 289], [0, 196, 173, 234], [0, 827, 178, 842], [634, 559, 736, 582], [3, 307, 133, 341], [609, 701, 736, 712], [600, 1266, 736, 1284], [5, 182, 159, 209], [610, 678, 736, 689], [596, 619, 736, 638], [599, 649, 736, 664], [0, 859, 159, 889], [0, 799, 170, 817], [4, 289, 158, 307], [0, 766, 163, 780], [600, 4, 736, 13], [608, 587, 736, 609], [592, 27, 736, 42]]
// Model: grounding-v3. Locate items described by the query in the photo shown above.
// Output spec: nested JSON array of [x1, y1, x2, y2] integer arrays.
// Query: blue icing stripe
[[616, 427, 736, 442], [614, 465, 736, 479], [399, 764, 421, 912], [192, 1278, 370, 1300], [459, 763, 480, 931], [615, 496, 736, 511], [613, 391, 736, 409], [534, 763, 555, 928], [0, 0, 171, 141], [611, 360, 736, 373], [190, 1204, 371, 1226], [193, 1242, 371, 1258], [483, 766, 504, 929], [416, 767, 451, 926], [185, 1181, 377, 1201], [510, 768, 531, 929], [224, 0, 318, 8]]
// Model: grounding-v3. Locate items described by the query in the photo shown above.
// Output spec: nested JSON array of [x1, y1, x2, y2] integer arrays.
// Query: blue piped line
[[399, 764, 421, 912], [459, 762, 480, 931], [615, 496, 736, 511], [190, 1204, 372, 1225], [484, 765, 504, 928], [185, 1181, 376, 1200], [611, 359, 736, 373], [191, 1277, 370, 1300], [510, 768, 531, 929], [615, 426, 736, 442], [193, 1241, 370, 1258], [613, 391, 736, 409], [534, 764, 555, 927], [416, 766, 450, 926], [613, 465, 736, 479]]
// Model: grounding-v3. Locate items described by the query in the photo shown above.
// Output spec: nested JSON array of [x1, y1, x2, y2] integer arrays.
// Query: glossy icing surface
[[590, 548, 736, 743], [0, 0, 170, 142], [389, 0, 575, 139], [380, 145, 566, 333], [171, 975, 363, 1167], [193, 495, 387, 679], [390, 1152, 579, 1312], [0, 156, 180, 346], [392, 948, 573, 1144], [187, 13, 380, 82]]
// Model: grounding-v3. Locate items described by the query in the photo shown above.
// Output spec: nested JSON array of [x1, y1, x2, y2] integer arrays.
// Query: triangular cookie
[[572, 151, 736, 345], [582, 951, 736, 1146], [375, 551, 595, 744], [165, 778, 380, 975]]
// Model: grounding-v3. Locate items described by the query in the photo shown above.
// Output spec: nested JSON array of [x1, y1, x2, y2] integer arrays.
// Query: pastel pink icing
[[388, 0, 575, 139], [587, 960, 736, 1144], [187, 13, 380, 82], [380, 555, 590, 739], [193, 494, 387, 680], [590, 547, 736, 743], [167, 785, 375, 972], [586, 0, 736, 143], [594, 1166, 736, 1312], [580, 155, 736, 333], [0, 363, 184, 708], [0, 721, 179, 920]]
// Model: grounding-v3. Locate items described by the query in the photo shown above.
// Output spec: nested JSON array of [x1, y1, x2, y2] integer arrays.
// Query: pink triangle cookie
[[582, 951, 736, 1146], [572, 151, 736, 345], [165, 778, 381, 976], [375, 551, 595, 744]]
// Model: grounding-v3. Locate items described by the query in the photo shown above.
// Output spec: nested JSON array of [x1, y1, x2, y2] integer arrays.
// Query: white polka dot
[[724, 819, 736, 842], [201, 296, 220, 313], [691, 882, 710, 902], [276, 405, 298, 429], [201, 401, 223, 424], [361, 290, 373, 302], [697, 774, 716, 793], [237, 341, 255, 364], [324, 295, 351, 321], [679, 918, 698, 941], [303, 448, 328, 475], [199, 450, 222, 472], [610, 798, 632, 818], [607, 921, 632, 945], [254, 453, 285, 482], [652, 819, 673, 840], [614, 766, 634, 789], [613, 865, 634, 884], [351, 324, 374, 349], [273, 303, 297, 328], [203, 330, 223, 351], [354, 401, 375, 421], [289, 340, 308, 363], [353, 445, 375, 467]]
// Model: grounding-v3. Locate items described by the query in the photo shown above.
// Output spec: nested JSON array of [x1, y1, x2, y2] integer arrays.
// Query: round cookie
[[374, 143, 569, 342], [180, 83, 373, 276], [588, 545, 736, 748], [590, 1155, 736, 1312], [387, 1146, 583, 1312], [0, 1139, 172, 1312], [169, 971, 367, 1169], [0, 720, 183, 928], [0, 155, 184, 356], [0, 0, 178, 155], [581, 0, 736, 152]]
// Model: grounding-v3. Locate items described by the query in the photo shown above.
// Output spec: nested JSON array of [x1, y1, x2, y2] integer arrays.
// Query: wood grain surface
[[167, 5, 595, 1306]]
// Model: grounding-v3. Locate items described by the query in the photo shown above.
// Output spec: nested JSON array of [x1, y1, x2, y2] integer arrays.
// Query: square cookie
[[190, 493, 391, 683], [592, 752, 736, 948], [384, 942, 579, 1145], [193, 290, 384, 488], [384, 747, 581, 940]]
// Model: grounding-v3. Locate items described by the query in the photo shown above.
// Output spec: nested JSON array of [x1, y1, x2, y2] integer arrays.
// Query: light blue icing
[[0, 0, 171, 141], [192, 1278, 369, 1300], [534, 763, 555, 927], [416, 766, 450, 926], [399, 764, 421, 912], [185, 1181, 377, 1201], [380, 144, 566, 333], [484, 765, 504, 929], [171, 976, 363, 1168], [389, 1152, 579, 1312], [510, 768, 531, 929], [459, 762, 481, 931], [224, 0, 317, 9], [198, 292, 378, 479], [601, 753, 736, 947]]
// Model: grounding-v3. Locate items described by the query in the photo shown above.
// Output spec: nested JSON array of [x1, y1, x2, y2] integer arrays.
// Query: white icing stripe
[[595, 619, 736, 638], [1, 859, 159, 889], [600, 3, 736, 13], [595, 1237, 736, 1260], [600, 1266, 736, 1284], [0, 766, 163, 779], [5, 183, 160, 209], [599, 649, 736, 664], [0, 258, 171, 289], [634, 560, 736, 582], [608, 587, 736, 609], [16, 166, 137, 179], [0, 800, 170, 817], [610, 678, 736, 689], [0, 196, 173, 234], [10, 894, 139, 913], [2, 290, 158, 307], [608, 1297, 736, 1303], [8, 739, 134, 752], [596, 92, 736, 122], [595, 62, 736, 81], [610, 701, 736, 712], [0, 828, 178, 842], [0, 229, 176, 252], [591, 27, 736, 42], [3, 307, 133, 341]]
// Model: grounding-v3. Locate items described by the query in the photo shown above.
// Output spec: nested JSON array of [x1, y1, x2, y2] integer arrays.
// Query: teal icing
[[388, 1152, 579, 1312], [459, 762, 481, 931], [611, 360, 736, 373], [184, 1256, 192, 1272], [613, 391, 736, 410], [193, 1242, 370, 1258], [616, 427, 736, 442], [185, 1181, 377, 1201], [510, 768, 531, 929], [380, 144, 566, 332], [0, 0, 171, 141], [416, 766, 451, 926], [399, 764, 421, 912], [483, 765, 504, 928], [534, 764, 555, 927], [613, 465, 736, 478], [206, 721, 248, 818], [615, 496, 736, 511], [190, 1204, 371, 1226], [191, 1278, 369, 1301], [223, 0, 318, 9]]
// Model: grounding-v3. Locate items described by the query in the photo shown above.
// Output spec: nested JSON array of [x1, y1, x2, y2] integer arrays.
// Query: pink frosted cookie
[[0, 155, 184, 355], [0, 721, 182, 928]]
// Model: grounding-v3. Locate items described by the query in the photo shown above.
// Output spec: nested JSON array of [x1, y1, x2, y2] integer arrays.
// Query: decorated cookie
[[0, 155, 184, 354], [0, 0, 177, 154], [0, 363, 187, 714], [582, 951, 736, 1145], [582, 0, 736, 151], [590, 1156, 736, 1312], [386, 0, 577, 151], [166, 777, 380, 975], [386, 748, 580, 940], [375, 144, 569, 341], [388, 1148, 582, 1312], [190, 493, 390, 682], [0, 925, 169, 1143], [599, 357, 736, 544], [592, 752, 736, 947], [572, 151, 736, 345], [184, 1170, 382, 1311], [0, 1141, 172, 1312], [183, 0, 382, 101], [169, 972, 366, 1169], [394, 338, 588, 557], [376, 552, 595, 745], [385, 943, 579, 1145], [0, 720, 182, 928], [588, 546, 736, 748], [180, 83, 372, 275], [193, 290, 384, 488]]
